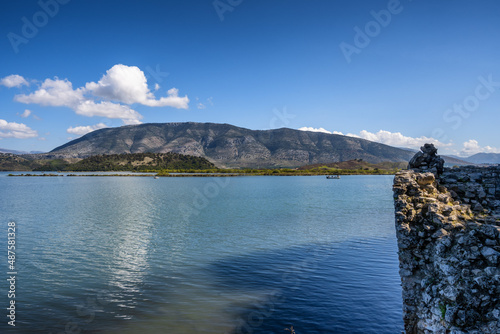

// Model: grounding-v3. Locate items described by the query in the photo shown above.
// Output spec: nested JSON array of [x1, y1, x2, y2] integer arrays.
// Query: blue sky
[[1, 0, 499, 156]]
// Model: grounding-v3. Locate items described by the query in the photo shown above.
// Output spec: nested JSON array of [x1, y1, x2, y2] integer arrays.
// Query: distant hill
[[0, 148, 44, 155], [444, 153, 500, 164], [0, 153, 40, 171], [0, 148, 24, 154], [35, 153, 216, 171], [441, 155, 473, 167], [461, 153, 500, 164], [49, 122, 422, 168], [1, 152, 215, 171]]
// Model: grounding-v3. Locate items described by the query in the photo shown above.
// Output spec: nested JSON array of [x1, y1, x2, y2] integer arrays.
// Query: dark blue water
[[0, 173, 403, 333]]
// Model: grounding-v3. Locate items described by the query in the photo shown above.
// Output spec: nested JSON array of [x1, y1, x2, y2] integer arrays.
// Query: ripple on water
[[0, 175, 403, 333]]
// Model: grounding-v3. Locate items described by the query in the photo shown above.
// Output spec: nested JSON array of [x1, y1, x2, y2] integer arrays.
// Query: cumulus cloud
[[142, 87, 189, 108], [349, 130, 451, 149], [20, 109, 31, 118], [0, 119, 38, 138], [460, 139, 500, 157], [74, 101, 142, 124], [299, 127, 451, 150], [6, 64, 189, 125], [85, 64, 189, 108], [0, 74, 29, 88], [85, 65, 152, 104], [298, 127, 333, 134], [15, 78, 84, 107], [67, 123, 108, 136], [13, 77, 142, 124]]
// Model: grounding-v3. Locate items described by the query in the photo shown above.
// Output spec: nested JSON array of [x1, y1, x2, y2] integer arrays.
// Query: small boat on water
[[154, 176, 159, 179], [326, 175, 340, 179]]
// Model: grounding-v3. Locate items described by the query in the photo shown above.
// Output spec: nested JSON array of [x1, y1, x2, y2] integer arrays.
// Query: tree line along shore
[[1, 152, 406, 175]]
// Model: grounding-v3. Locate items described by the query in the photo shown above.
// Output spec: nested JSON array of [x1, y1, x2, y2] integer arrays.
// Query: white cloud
[[67, 123, 108, 136], [322, 131, 500, 157], [6, 64, 189, 125], [345, 130, 451, 150], [85, 64, 189, 108], [15, 77, 143, 124], [0, 74, 29, 88], [15, 78, 84, 107], [20, 109, 31, 118], [122, 118, 143, 125], [85, 64, 152, 104], [196, 97, 213, 110], [142, 87, 189, 108], [74, 101, 142, 124], [460, 139, 500, 157], [298, 127, 333, 134], [299, 127, 451, 150], [0, 119, 38, 138], [299, 127, 345, 135]]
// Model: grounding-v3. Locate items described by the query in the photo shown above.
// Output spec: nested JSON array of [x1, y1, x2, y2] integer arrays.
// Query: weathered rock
[[481, 247, 500, 265], [473, 202, 484, 212], [416, 173, 436, 186], [394, 164, 500, 333], [408, 143, 445, 175]]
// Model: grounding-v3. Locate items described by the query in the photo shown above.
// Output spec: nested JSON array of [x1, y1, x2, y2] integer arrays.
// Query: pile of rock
[[394, 165, 500, 333], [408, 143, 445, 175]]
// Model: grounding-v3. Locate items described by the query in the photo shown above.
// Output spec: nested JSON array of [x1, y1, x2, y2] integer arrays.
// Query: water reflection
[[0, 175, 403, 333], [99, 238, 402, 334]]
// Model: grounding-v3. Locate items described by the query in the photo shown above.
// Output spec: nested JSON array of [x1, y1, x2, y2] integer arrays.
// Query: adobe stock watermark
[[339, 0, 407, 64], [50, 282, 121, 334], [432, 74, 500, 144], [145, 64, 169, 85], [213, 0, 243, 22], [7, 0, 71, 54], [7, 221, 17, 327], [269, 106, 295, 129], [178, 177, 232, 224], [232, 248, 322, 334]]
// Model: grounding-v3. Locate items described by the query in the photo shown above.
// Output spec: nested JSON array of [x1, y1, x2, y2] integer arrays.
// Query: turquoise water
[[0, 173, 403, 333]]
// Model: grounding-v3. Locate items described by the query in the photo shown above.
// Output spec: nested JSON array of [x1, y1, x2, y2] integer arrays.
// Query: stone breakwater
[[393, 166, 500, 334]]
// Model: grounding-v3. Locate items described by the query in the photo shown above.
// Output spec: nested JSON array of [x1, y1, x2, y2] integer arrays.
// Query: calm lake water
[[0, 173, 403, 333]]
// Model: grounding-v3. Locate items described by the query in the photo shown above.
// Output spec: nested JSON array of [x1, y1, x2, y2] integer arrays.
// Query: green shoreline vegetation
[[8, 166, 403, 177], [2, 153, 406, 176]]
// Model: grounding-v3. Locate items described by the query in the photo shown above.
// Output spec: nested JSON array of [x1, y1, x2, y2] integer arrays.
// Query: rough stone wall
[[393, 166, 500, 334]]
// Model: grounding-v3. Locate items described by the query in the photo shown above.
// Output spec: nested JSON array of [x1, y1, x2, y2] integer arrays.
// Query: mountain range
[[460, 153, 500, 164], [44, 122, 468, 168], [0, 148, 44, 155]]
